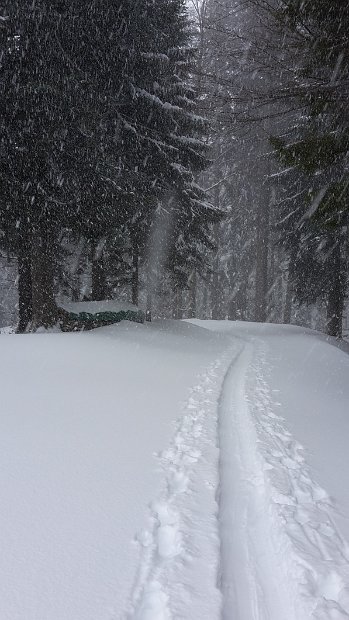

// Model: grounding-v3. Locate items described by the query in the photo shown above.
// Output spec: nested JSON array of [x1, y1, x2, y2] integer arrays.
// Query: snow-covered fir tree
[[0, 0, 216, 329]]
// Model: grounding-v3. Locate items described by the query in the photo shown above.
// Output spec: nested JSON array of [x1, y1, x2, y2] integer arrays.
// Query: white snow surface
[[59, 299, 140, 314], [1, 319, 349, 619]]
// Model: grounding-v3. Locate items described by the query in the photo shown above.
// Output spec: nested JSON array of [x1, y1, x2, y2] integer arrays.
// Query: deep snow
[[1, 320, 349, 619]]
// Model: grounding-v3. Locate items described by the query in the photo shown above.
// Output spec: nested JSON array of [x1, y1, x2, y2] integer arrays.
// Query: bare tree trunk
[[211, 266, 220, 319], [202, 275, 209, 319], [211, 222, 223, 320], [72, 283, 80, 302], [227, 296, 236, 321], [146, 289, 152, 321], [254, 192, 270, 322], [146, 268, 152, 321], [17, 238, 33, 333], [188, 270, 197, 318], [283, 272, 293, 325], [31, 225, 58, 329], [326, 241, 344, 338], [71, 239, 87, 302], [174, 288, 183, 319], [131, 240, 139, 306], [228, 253, 248, 321], [283, 247, 297, 324], [91, 239, 107, 301], [237, 277, 248, 321], [227, 252, 237, 321]]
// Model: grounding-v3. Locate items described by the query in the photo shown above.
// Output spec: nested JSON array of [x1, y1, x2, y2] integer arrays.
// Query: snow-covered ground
[[1, 320, 349, 619]]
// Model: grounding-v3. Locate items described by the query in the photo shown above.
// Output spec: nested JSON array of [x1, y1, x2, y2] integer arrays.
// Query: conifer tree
[[0, 0, 214, 328], [269, 0, 349, 336]]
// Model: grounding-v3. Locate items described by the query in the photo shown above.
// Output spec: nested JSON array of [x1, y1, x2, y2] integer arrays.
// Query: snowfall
[[1, 320, 349, 620]]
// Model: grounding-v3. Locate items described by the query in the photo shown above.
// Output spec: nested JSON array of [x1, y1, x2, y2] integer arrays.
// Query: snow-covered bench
[[59, 300, 145, 331]]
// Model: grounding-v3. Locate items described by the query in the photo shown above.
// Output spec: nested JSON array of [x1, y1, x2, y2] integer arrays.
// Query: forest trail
[[2, 321, 349, 620], [128, 326, 349, 620], [127, 341, 239, 619]]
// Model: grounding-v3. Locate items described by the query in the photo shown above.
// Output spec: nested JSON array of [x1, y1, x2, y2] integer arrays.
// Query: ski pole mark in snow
[[126, 346, 238, 620]]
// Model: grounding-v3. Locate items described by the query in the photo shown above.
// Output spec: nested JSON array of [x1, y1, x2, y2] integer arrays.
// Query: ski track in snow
[[126, 335, 349, 620], [125, 344, 238, 620], [219, 337, 349, 620], [247, 340, 349, 619]]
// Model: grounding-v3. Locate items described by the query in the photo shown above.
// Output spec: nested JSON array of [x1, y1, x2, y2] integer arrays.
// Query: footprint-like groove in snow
[[248, 341, 349, 619], [126, 346, 238, 620]]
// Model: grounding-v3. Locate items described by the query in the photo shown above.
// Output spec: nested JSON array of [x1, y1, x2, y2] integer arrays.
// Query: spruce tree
[[0, 0, 214, 328], [269, 0, 349, 336]]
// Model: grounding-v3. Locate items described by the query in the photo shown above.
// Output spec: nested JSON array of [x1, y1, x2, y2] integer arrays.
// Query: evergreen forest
[[0, 0, 348, 338]]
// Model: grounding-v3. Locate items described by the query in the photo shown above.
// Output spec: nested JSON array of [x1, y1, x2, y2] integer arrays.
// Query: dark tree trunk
[[145, 265, 153, 321], [238, 283, 248, 320], [211, 222, 223, 320], [202, 276, 209, 319], [227, 254, 237, 321], [283, 247, 297, 325], [211, 185, 223, 320], [174, 288, 183, 319], [188, 270, 197, 318], [91, 240, 107, 301], [72, 239, 87, 302], [228, 254, 248, 321], [227, 296, 236, 321], [132, 242, 139, 306], [31, 225, 58, 329], [211, 267, 220, 319], [254, 192, 270, 322], [146, 289, 152, 321], [326, 242, 344, 339], [283, 272, 293, 325], [17, 241, 33, 333]]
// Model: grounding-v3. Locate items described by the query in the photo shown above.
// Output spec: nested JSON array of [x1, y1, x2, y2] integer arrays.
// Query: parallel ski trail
[[127, 332, 349, 620], [217, 341, 300, 620], [218, 337, 349, 620], [247, 341, 349, 619], [126, 344, 238, 620]]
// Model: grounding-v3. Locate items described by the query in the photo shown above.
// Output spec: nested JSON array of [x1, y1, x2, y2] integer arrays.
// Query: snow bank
[[194, 320, 349, 619], [2, 319, 349, 619], [0, 320, 229, 620]]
